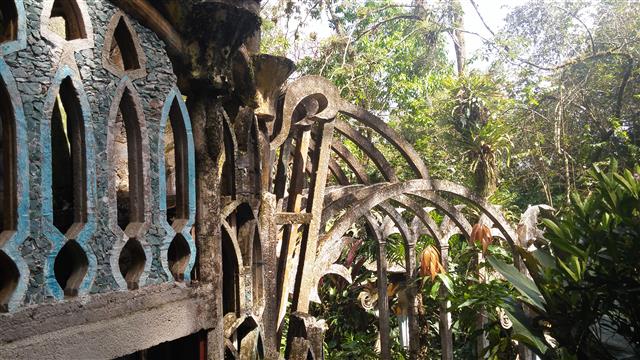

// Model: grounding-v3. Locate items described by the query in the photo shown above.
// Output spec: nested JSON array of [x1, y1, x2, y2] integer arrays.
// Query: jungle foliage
[[262, 0, 640, 358]]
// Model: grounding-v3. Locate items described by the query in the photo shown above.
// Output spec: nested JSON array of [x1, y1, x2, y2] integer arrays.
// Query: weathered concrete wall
[[1, 0, 185, 307]]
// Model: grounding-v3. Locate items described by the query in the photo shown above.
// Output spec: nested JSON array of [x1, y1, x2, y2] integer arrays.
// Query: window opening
[[118, 238, 146, 290], [51, 77, 87, 234], [165, 100, 189, 224], [252, 227, 263, 308], [167, 233, 190, 282], [0, 1, 18, 44], [221, 120, 235, 197], [0, 78, 17, 233], [108, 17, 141, 72], [0, 251, 18, 312], [47, 0, 87, 41], [222, 227, 239, 315], [53, 240, 88, 297], [113, 88, 144, 231]]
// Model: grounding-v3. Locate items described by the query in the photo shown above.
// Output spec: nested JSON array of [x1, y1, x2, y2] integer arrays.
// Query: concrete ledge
[[0, 283, 216, 360]]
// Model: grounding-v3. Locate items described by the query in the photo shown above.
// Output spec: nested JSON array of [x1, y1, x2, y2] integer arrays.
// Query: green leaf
[[429, 281, 441, 299], [486, 255, 547, 312], [542, 219, 586, 258], [437, 273, 455, 295], [504, 306, 549, 355]]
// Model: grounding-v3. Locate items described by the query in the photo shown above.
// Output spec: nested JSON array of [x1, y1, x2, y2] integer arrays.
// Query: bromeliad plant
[[487, 163, 640, 359]]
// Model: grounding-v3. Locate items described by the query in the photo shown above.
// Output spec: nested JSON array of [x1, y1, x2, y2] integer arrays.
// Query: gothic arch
[[221, 219, 244, 316], [0, 0, 27, 55], [106, 77, 152, 290], [0, 58, 29, 311], [102, 11, 147, 80], [158, 88, 197, 282], [41, 64, 97, 299], [40, 0, 94, 51]]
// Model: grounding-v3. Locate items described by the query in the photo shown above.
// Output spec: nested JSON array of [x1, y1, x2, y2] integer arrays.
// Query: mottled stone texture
[[2, 0, 178, 306]]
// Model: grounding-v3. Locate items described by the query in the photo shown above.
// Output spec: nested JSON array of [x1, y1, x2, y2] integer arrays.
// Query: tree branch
[[354, 15, 421, 42], [468, 0, 495, 37]]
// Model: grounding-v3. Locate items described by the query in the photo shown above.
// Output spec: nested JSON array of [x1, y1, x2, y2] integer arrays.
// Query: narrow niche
[[51, 77, 87, 235], [0, 77, 17, 233], [118, 238, 145, 290], [46, 0, 87, 41], [164, 100, 189, 225], [0, 251, 19, 312], [167, 233, 190, 281], [222, 227, 240, 316], [53, 240, 88, 297], [105, 14, 143, 73], [112, 87, 145, 231], [221, 120, 236, 197], [0, 1, 18, 44], [252, 227, 264, 308]]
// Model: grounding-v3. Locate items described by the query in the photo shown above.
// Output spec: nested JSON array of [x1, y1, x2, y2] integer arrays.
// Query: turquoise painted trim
[[158, 87, 197, 281], [0, 58, 30, 311], [0, 0, 27, 55], [41, 65, 98, 300], [107, 76, 153, 290]]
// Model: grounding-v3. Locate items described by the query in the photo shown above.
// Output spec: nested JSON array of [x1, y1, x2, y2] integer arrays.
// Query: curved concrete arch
[[339, 101, 430, 180], [416, 179, 517, 244], [272, 76, 341, 150], [334, 119, 399, 182]]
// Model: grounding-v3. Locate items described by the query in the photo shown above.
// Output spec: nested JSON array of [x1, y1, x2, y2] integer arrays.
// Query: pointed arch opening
[[118, 238, 146, 290], [102, 12, 146, 79], [112, 86, 145, 231], [222, 226, 240, 316], [110, 17, 140, 71], [252, 226, 264, 309], [221, 119, 236, 197], [51, 77, 87, 235], [165, 99, 190, 225], [46, 0, 87, 41], [0, 250, 19, 312], [0, 1, 18, 44], [0, 76, 17, 233], [54, 240, 88, 297]]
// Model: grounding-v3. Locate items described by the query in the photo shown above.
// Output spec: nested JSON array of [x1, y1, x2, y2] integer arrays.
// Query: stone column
[[439, 244, 453, 360], [187, 94, 224, 360], [376, 236, 391, 360], [405, 242, 420, 359]]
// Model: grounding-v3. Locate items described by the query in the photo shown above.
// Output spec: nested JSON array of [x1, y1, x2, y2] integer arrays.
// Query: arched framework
[[220, 200, 265, 315], [221, 220, 243, 316], [102, 11, 147, 79], [0, 59, 29, 312], [250, 74, 520, 359], [40, 0, 94, 50], [0, 0, 26, 55], [0, 70, 18, 235], [158, 88, 196, 283], [42, 65, 97, 299], [107, 77, 152, 290]]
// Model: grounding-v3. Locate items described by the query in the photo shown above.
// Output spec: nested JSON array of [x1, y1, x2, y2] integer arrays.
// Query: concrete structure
[[0, 1, 520, 359]]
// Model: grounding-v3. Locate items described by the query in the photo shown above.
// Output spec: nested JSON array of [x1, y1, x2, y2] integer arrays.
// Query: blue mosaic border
[[0, 58, 30, 311], [41, 65, 98, 300], [0, 0, 27, 56], [107, 76, 153, 290], [158, 87, 197, 281]]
